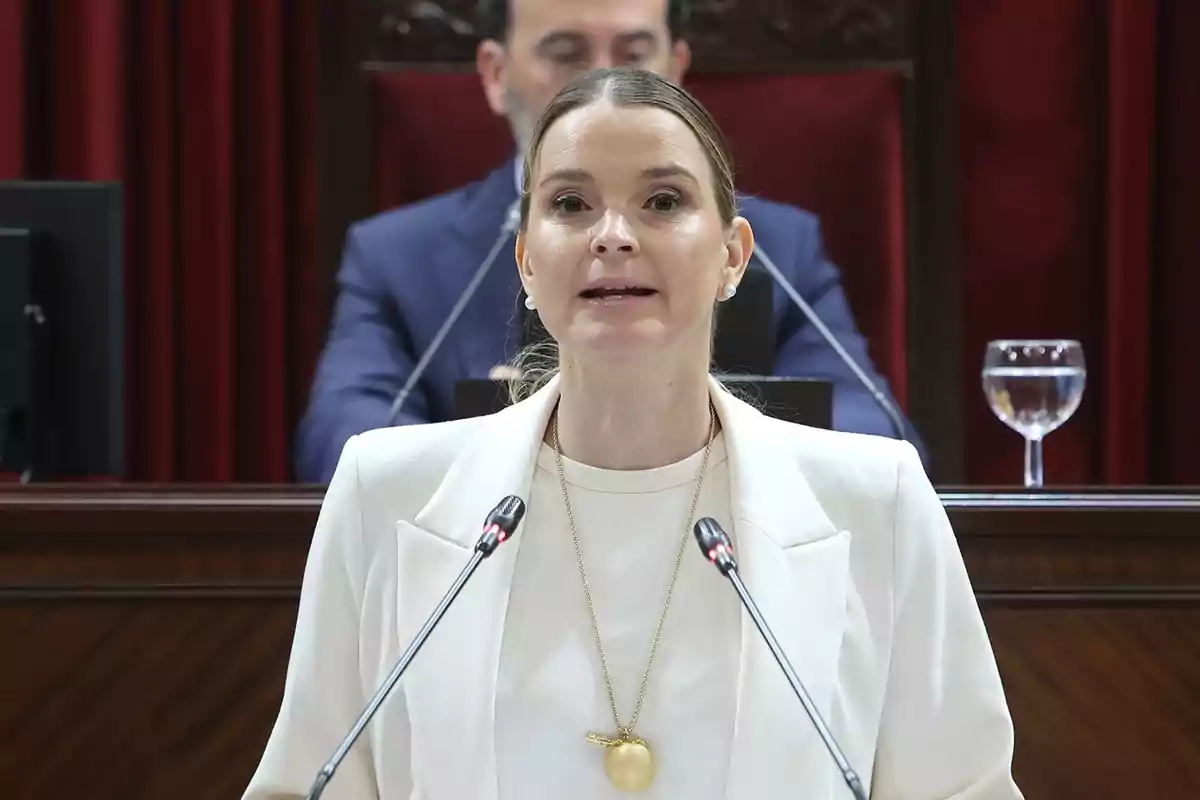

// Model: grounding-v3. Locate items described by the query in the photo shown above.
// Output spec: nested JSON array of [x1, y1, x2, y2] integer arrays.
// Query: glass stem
[[1024, 436, 1044, 488]]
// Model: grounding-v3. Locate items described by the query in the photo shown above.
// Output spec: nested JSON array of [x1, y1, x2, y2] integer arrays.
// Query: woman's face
[[516, 101, 752, 362]]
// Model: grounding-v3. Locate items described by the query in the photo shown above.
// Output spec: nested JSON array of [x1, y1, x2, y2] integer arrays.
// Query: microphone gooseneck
[[387, 201, 522, 426], [692, 517, 869, 800], [306, 495, 527, 800], [751, 244, 908, 443]]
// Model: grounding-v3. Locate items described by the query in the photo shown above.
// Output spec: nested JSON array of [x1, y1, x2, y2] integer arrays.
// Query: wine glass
[[982, 340, 1086, 488]]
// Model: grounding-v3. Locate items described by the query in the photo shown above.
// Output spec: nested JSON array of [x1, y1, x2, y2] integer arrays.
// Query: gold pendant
[[587, 732, 655, 792]]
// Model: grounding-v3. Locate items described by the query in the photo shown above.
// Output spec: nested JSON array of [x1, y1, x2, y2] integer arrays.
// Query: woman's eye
[[551, 194, 587, 213], [648, 192, 682, 213]]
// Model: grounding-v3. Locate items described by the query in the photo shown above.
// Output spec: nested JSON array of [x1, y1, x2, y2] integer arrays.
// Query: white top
[[496, 435, 740, 799]]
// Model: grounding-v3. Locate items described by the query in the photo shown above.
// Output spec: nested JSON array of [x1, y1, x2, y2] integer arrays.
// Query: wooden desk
[[1, 487, 1197, 797]]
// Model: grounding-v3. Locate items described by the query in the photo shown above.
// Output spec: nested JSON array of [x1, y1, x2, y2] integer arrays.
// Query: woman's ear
[[719, 216, 754, 297], [515, 230, 536, 295]]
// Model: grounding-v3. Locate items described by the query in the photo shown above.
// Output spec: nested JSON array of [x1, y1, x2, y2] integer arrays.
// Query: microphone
[[751, 244, 908, 443], [387, 201, 522, 425], [305, 495, 527, 800], [693, 518, 869, 800]]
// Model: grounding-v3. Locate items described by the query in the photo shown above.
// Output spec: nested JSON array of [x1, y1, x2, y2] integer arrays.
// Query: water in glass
[[982, 365, 1086, 440]]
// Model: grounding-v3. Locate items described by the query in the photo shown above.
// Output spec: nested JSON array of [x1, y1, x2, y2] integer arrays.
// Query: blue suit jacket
[[297, 161, 924, 483]]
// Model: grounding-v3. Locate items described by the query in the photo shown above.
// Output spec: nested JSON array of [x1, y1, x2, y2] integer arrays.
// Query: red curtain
[[0, 0, 322, 482], [5, 1, 1197, 486], [957, 0, 1200, 485]]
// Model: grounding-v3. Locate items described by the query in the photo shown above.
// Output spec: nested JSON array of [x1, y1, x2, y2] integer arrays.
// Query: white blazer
[[243, 377, 1023, 800]]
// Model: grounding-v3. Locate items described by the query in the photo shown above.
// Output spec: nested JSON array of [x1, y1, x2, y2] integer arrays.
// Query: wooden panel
[[949, 492, 1200, 796], [2, 486, 1196, 797], [0, 602, 298, 798], [989, 608, 1200, 797], [0, 487, 311, 799], [908, 0, 963, 481]]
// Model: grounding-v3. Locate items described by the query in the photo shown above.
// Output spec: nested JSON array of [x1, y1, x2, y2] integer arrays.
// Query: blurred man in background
[[295, 0, 920, 484]]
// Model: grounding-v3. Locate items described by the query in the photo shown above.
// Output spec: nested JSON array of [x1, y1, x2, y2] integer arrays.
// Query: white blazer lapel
[[392, 378, 562, 800], [710, 381, 854, 799]]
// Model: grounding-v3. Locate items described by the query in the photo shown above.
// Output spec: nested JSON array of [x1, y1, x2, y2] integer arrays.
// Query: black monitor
[[0, 181, 124, 480]]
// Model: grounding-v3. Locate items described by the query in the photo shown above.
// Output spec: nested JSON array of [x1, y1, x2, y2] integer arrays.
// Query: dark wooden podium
[[1, 486, 1197, 798]]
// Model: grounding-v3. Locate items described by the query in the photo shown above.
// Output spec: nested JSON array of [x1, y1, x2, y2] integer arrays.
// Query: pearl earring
[[722, 283, 738, 300], [524, 295, 536, 310]]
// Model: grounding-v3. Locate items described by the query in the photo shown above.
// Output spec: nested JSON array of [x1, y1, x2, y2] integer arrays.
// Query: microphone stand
[[751, 243, 908, 444], [387, 202, 521, 425], [306, 496, 526, 799], [694, 519, 868, 800], [724, 568, 868, 800]]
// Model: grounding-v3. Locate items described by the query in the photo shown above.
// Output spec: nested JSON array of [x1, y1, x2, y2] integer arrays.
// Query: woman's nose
[[590, 211, 638, 255]]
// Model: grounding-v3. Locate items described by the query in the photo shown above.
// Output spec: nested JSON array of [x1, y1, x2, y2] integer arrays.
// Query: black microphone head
[[477, 495, 527, 555], [693, 516, 730, 551], [693, 517, 737, 575], [487, 494, 526, 533]]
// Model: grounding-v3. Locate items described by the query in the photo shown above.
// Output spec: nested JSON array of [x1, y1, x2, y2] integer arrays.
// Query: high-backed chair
[[368, 69, 908, 404]]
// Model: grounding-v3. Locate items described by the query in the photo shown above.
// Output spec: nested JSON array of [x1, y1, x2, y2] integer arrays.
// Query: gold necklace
[[552, 405, 716, 793]]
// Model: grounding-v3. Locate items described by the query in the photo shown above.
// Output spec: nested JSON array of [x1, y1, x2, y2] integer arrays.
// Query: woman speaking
[[243, 68, 1022, 800]]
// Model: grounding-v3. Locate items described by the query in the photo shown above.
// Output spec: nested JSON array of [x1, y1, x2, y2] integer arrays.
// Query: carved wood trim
[[3, 487, 1198, 598], [0, 584, 302, 601], [977, 589, 1200, 607], [356, 0, 913, 70], [5, 586, 1196, 606]]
